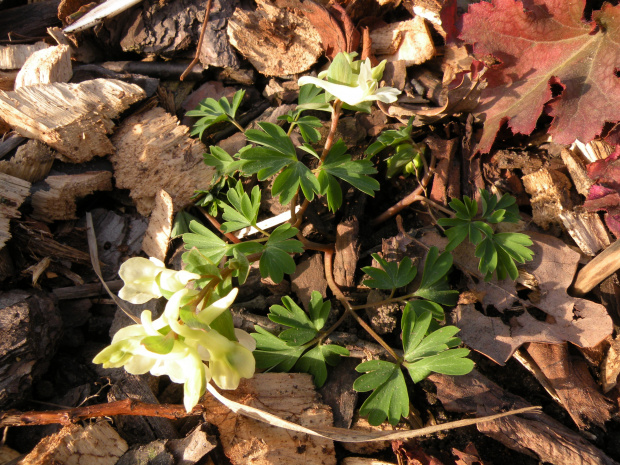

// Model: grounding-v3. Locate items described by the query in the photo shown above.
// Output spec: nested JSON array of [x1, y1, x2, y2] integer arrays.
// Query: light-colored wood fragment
[[15, 45, 72, 89], [558, 208, 610, 256], [31, 171, 113, 222], [574, 239, 620, 294], [0, 42, 48, 70], [227, 0, 322, 76], [111, 106, 214, 216], [202, 373, 336, 465], [0, 445, 21, 462], [142, 189, 174, 262], [560, 147, 593, 197], [0, 70, 18, 91], [18, 421, 128, 465], [0, 173, 31, 250], [602, 337, 620, 392], [522, 168, 573, 229], [341, 459, 397, 465], [370, 17, 435, 66], [573, 139, 614, 163], [0, 140, 54, 182], [0, 79, 145, 162]]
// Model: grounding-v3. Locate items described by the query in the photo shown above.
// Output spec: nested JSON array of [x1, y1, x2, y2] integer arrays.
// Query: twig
[[180, 0, 213, 81]]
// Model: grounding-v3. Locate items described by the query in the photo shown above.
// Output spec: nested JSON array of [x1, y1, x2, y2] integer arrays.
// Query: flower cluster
[[298, 52, 400, 107], [93, 257, 255, 411]]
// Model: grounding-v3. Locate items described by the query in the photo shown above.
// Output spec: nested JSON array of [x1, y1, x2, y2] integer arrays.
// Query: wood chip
[[558, 208, 610, 256], [202, 373, 336, 465], [560, 147, 593, 196], [0, 173, 31, 249], [0, 42, 48, 70], [0, 140, 55, 183], [522, 168, 573, 229], [334, 217, 359, 289], [110, 106, 214, 216], [15, 45, 72, 89], [227, 0, 323, 76], [0, 79, 145, 162], [18, 421, 128, 465], [141, 189, 174, 262], [31, 171, 113, 222], [370, 17, 435, 66]]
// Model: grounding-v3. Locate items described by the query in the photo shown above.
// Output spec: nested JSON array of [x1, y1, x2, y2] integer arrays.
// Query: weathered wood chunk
[[19, 421, 128, 465], [31, 171, 113, 222], [522, 168, 573, 229], [370, 17, 435, 66], [0, 79, 146, 162], [15, 45, 73, 89], [227, 0, 323, 76], [142, 189, 174, 262], [0, 173, 31, 249], [0, 42, 48, 70], [0, 140, 54, 183], [0, 290, 61, 409], [203, 373, 336, 465], [111, 106, 214, 216]]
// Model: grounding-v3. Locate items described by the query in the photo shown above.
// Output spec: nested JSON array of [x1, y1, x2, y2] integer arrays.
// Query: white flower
[[201, 329, 256, 390], [118, 257, 200, 304], [298, 53, 400, 107]]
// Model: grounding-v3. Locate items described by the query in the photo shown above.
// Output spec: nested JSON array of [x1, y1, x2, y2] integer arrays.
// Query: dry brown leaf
[[452, 443, 487, 465]]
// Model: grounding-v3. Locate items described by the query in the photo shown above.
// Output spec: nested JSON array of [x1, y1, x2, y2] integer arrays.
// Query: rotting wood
[[334, 217, 360, 289], [15, 45, 72, 88], [142, 189, 174, 262], [0, 140, 54, 183], [110, 106, 215, 216], [31, 171, 113, 222], [202, 373, 336, 465], [370, 17, 435, 66], [560, 147, 593, 196], [0, 172, 31, 249], [558, 208, 610, 256], [522, 168, 573, 230], [18, 421, 128, 465], [0, 42, 48, 70], [227, 0, 323, 77], [0, 79, 146, 163]]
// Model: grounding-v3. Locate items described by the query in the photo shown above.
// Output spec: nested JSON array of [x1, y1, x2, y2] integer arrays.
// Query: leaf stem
[[198, 207, 242, 244]]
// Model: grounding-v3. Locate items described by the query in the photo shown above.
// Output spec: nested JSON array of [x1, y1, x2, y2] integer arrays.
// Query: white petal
[[235, 329, 256, 351], [198, 288, 239, 326]]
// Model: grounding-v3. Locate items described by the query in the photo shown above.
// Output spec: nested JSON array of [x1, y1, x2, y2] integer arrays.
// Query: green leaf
[[404, 348, 473, 383], [171, 210, 200, 239], [269, 296, 317, 346], [293, 115, 322, 143], [354, 360, 409, 426], [187, 92, 244, 139], [183, 220, 228, 264], [221, 182, 261, 232], [402, 307, 433, 359], [405, 299, 445, 321], [294, 344, 349, 387], [228, 248, 250, 285], [362, 254, 417, 291], [252, 326, 307, 372], [365, 118, 414, 157], [320, 139, 379, 197], [272, 161, 320, 204], [308, 291, 330, 331], [297, 84, 331, 113], [203, 146, 246, 181], [317, 170, 343, 212], [414, 247, 457, 306], [210, 310, 237, 341], [141, 335, 174, 354], [259, 224, 303, 283]]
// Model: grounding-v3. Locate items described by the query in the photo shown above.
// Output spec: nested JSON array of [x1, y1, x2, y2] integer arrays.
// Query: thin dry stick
[[180, 0, 213, 81], [371, 155, 437, 226]]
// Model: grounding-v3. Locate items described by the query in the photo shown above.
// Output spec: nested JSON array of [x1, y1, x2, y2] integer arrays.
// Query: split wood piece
[[522, 168, 573, 230], [202, 373, 337, 465], [166, 426, 217, 465], [15, 45, 72, 89], [525, 342, 613, 429], [142, 189, 174, 262], [602, 337, 620, 392], [0, 79, 146, 163], [333, 217, 359, 289], [574, 239, 620, 294], [0, 0, 61, 41], [0, 172, 31, 249], [0, 290, 61, 409], [110, 106, 214, 216], [0, 42, 48, 70], [18, 421, 128, 465], [558, 208, 610, 256], [429, 370, 620, 465], [0, 70, 18, 91], [370, 17, 435, 66], [0, 140, 55, 183], [12, 219, 93, 264], [560, 147, 594, 196], [119, 0, 239, 69], [227, 0, 323, 76], [31, 171, 113, 222], [0, 134, 26, 159]]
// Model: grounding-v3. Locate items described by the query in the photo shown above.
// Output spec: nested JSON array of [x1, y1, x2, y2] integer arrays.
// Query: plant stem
[[230, 118, 245, 133], [199, 207, 241, 244]]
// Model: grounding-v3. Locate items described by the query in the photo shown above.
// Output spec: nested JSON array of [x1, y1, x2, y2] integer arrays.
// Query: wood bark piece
[[227, 0, 323, 76], [166, 425, 217, 464], [0, 172, 31, 249], [290, 253, 328, 310], [522, 168, 573, 229], [142, 189, 174, 262], [602, 337, 620, 392], [15, 45, 72, 89], [574, 239, 620, 294], [18, 421, 128, 465], [0, 79, 146, 163], [119, 0, 239, 69], [526, 342, 613, 428], [560, 147, 593, 196], [110, 106, 215, 216], [558, 208, 610, 256], [0, 140, 54, 183], [0, 290, 61, 409], [202, 373, 336, 465], [430, 370, 620, 465], [334, 217, 359, 289], [370, 17, 435, 66], [0, 42, 48, 70], [0, 0, 61, 41], [31, 171, 113, 222]]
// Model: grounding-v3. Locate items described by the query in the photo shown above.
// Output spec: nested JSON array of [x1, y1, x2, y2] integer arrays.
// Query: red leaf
[[460, 0, 620, 153]]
